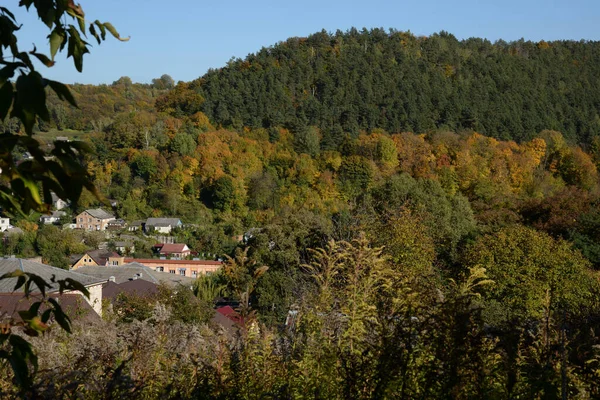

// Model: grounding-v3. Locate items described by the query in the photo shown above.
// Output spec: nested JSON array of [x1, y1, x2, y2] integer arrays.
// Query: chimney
[[108, 276, 115, 282]]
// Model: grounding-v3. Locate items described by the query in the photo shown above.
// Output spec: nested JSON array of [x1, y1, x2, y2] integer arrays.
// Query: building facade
[[124, 258, 222, 278], [75, 209, 115, 231]]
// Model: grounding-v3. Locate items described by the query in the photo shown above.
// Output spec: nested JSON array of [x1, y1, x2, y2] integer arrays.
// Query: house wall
[[75, 211, 114, 231], [71, 254, 99, 269], [65, 283, 103, 316], [127, 259, 222, 278], [0, 218, 10, 232], [55, 199, 68, 210]]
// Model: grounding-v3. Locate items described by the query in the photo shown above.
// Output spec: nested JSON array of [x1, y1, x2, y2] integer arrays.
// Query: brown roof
[[155, 243, 189, 254], [0, 293, 99, 323], [124, 258, 222, 266], [103, 280, 158, 301], [87, 250, 121, 266]]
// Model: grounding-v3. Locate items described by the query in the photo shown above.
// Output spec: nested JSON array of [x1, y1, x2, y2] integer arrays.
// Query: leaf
[[59, 278, 90, 298], [8, 334, 37, 389], [28, 301, 42, 316], [0, 7, 16, 21], [47, 79, 77, 108], [13, 276, 26, 292], [0, 81, 13, 120], [67, 25, 89, 72], [28, 316, 48, 334], [48, 29, 65, 61], [27, 273, 51, 297], [13, 71, 49, 134], [89, 23, 101, 45], [48, 298, 71, 333], [41, 309, 52, 323], [29, 52, 55, 67], [103, 22, 129, 41], [0, 270, 26, 280], [94, 20, 106, 40]]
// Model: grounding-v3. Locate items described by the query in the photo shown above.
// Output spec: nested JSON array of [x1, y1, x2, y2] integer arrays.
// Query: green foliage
[[465, 225, 598, 322], [35, 225, 87, 269], [197, 29, 600, 146], [0, 3, 126, 216]]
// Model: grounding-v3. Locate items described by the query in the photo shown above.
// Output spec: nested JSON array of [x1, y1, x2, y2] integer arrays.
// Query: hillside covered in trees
[[197, 29, 600, 147], [2, 28, 600, 398]]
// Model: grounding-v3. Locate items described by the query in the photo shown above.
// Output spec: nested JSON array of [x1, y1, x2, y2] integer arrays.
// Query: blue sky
[[10, 0, 600, 84]]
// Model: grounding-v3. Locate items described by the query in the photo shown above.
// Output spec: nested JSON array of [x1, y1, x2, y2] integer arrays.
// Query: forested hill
[[195, 29, 600, 147]]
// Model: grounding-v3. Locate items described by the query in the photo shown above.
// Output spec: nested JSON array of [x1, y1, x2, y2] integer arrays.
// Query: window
[[157, 266, 164, 272], [192, 271, 198, 278], [112, 260, 119, 266], [169, 269, 175, 274], [78, 218, 82, 222], [179, 269, 186, 276]]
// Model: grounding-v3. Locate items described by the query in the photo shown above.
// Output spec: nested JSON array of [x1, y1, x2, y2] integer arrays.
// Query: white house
[[51, 192, 68, 210], [144, 218, 182, 234], [0, 217, 10, 232], [40, 210, 66, 225]]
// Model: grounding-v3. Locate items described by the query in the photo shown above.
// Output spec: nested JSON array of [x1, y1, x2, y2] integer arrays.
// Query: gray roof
[[0, 258, 104, 293], [41, 210, 66, 219], [145, 218, 181, 227], [74, 263, 195, 287], [85, 208, 115, 220]]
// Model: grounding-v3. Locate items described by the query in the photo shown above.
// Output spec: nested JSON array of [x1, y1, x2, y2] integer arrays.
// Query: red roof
[[216, 306, 243, 325], [156, 243, 189, 254]]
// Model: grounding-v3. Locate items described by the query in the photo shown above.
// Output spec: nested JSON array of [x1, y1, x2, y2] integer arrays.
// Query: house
[[107, 219, 127, 231], [102, 279, 158, 301], [123, 258, 222, 278], [51, 192, 68, 210], [70, 250, 123, 269], [74, 262, 196, 287], [75, 209, 115, 231], [0, 293, 100, 324], [114, 241, 135, 254], [128, 220, 144, 232], [39, 210, 66, 225], [0, 257, 104, 315], [144, 218, 182, 234], [0, 217, 11, 232], [153, 243, 191, 258]]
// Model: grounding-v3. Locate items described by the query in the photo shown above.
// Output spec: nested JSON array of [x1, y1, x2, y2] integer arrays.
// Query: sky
[[9, 0, 600, 85]]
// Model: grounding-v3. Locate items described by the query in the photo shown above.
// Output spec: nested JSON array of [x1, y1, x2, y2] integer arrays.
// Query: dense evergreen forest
[[2, 29, 600, 398], [198, 29, 600, 147]]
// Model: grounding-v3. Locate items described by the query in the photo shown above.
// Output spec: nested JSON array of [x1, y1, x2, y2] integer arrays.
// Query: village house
[[0, 217, 10, 232], [70, 250, 124, 269], [107, 219, 127, 231], [128, 220, 144, 232], [75, 209, 115, 231], [123, 258, 222, 278], [144, 218, 182, 234], [114, 241, 135, 254], [39, 210, 66, 225], [51, 192, 68, 210], [74, 262, 196, 287], [0, 257, 105, 315], [153, 243, 191, 258]]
